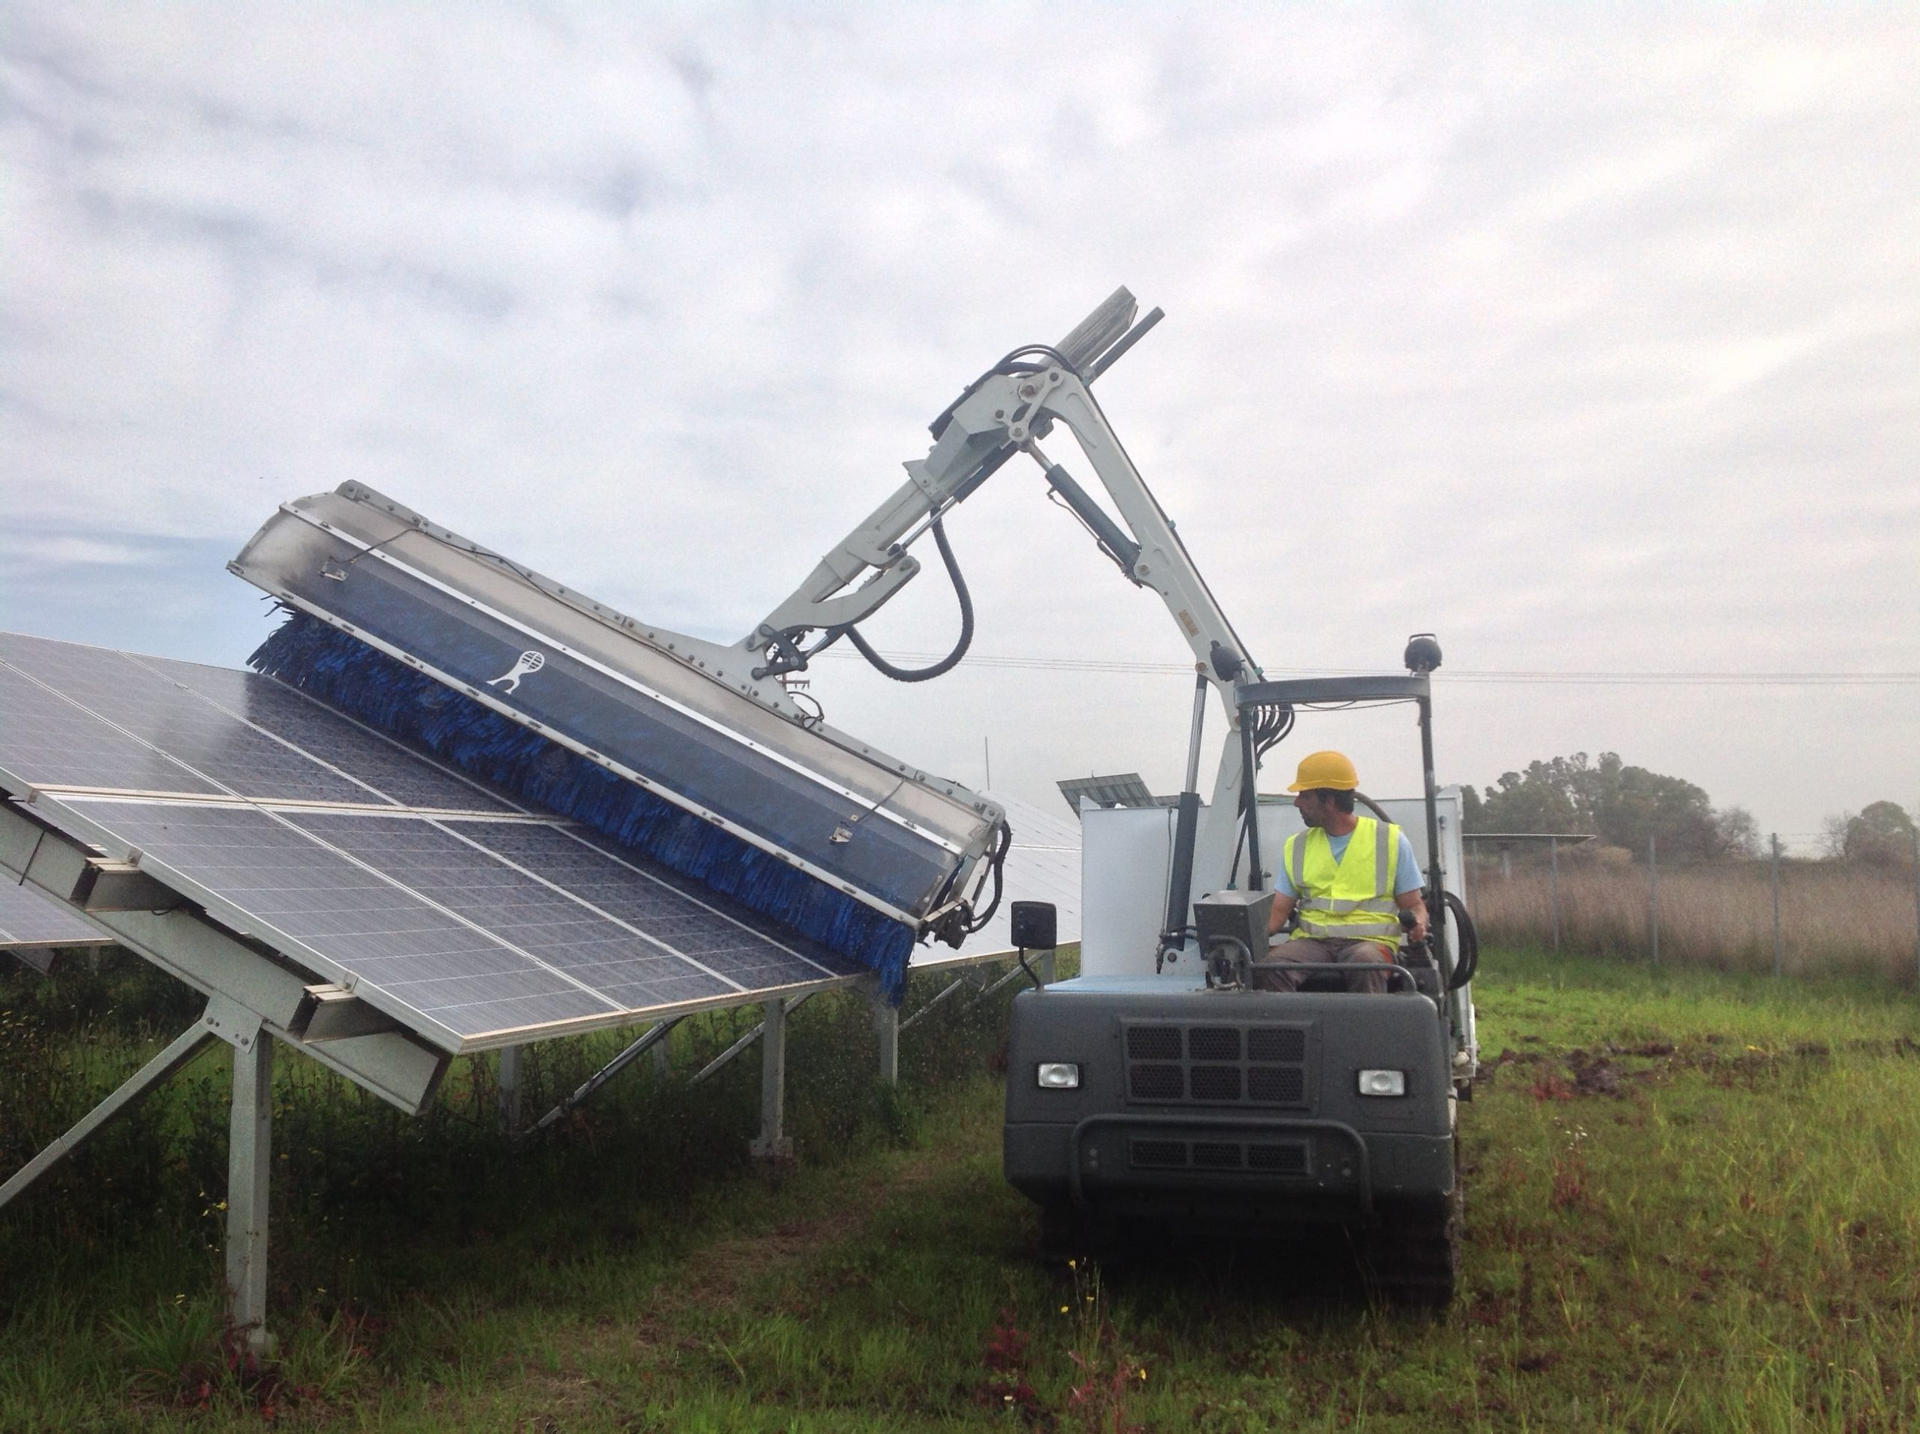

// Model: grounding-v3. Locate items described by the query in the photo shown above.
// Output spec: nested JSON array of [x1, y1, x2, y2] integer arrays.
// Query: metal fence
[[1465, 829, 1920, 983]]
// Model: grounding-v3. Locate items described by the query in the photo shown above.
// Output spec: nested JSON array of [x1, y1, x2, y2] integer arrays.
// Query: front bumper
[[1003, 983, 1455, 1221], [1005, 1115, 1453, 1215]]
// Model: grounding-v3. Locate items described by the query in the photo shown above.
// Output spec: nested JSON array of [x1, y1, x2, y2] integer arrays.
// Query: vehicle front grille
[[1122, 1021, 1313, 1110], [1127, 1136, 1311, 1175]]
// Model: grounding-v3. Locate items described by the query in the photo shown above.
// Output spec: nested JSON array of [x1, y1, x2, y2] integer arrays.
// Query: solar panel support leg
[[898, 972, 970, 1035], [526, 1019, 683, 1137], [750, 998, 792, 1162], [225, 1019, 276, 1358], [871, 983, 899, 1086], [970, 955, 1043, 1007], [497, 1046, 523, 1132], [690, 995, 814, 1087]]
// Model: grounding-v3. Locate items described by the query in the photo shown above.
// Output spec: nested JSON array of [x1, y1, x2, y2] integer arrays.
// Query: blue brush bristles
[[249, 611, 914, 1001]]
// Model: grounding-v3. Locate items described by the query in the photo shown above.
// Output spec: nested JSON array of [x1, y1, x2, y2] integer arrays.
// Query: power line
[[1422, 672, 1917, 688], [812, 649, 1920, 687]]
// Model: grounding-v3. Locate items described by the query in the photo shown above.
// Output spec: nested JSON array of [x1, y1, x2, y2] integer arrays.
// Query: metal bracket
[[296, 984, 404, 1042], [80, 860, 183, 913], [203, 993, 263, 1051], [1001, 367, 1065, 445]]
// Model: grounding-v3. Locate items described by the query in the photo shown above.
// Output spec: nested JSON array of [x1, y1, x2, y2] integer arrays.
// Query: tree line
[[1460, 751, 1916, 866]]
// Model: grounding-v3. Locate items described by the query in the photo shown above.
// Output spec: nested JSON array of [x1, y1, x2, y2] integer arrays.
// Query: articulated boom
[[737, 290, 1264, 939], [743, 290, 1257, 699]]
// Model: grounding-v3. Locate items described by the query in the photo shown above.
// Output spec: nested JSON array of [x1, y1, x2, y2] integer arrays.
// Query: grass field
[[5, 946, 1920, 1431]]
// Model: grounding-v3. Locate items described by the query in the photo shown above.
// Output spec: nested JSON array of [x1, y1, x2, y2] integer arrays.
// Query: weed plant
[[0, 949, 1019, 1428], [7, 945, 1920, 1430]]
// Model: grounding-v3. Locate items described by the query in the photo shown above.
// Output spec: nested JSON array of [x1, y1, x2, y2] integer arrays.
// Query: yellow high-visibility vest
[[1282, 817, 1403, 947]]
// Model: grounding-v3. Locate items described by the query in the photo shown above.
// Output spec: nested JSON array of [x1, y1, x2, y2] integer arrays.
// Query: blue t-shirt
[[1275, 825, 1423, 899]]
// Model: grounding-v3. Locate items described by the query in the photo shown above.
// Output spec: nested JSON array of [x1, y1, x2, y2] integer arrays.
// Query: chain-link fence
[[1465, 831, 1920, 983]]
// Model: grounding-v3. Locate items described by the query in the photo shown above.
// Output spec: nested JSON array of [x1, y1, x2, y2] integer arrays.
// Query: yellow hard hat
[[1287, 750, 1359, 792]]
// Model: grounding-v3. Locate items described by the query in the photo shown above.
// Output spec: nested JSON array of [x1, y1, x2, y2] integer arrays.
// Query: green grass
[[5, 946, 1920, 1430]]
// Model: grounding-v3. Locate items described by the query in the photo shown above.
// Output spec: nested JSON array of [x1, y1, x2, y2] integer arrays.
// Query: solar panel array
[[0, 633, 862, 1051], [941, 793, 1082, 965], [0, 878, 111, 963]]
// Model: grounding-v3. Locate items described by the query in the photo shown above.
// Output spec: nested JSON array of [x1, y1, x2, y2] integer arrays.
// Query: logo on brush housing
[[487, 650, 546, 695]]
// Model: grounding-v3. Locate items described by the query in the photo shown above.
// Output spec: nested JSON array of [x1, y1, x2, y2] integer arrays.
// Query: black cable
[[1444, 890, 1479, 989], [997, 345, 1072, 371], [1251, 703, 1294, 759], [1018, 949, 1044, 990], [927, 353, 1059, 440], [841, 517, 973, 682], [1221, 702, 1293, 888], [965, 819, 1014, 933]]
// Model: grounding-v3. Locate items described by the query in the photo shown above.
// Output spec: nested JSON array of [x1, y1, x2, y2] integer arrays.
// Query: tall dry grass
[[1466, 858, 1920, 981]]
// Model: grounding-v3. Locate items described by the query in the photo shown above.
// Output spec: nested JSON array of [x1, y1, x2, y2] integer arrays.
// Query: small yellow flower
[[1059, 1305, 1069, 1314]]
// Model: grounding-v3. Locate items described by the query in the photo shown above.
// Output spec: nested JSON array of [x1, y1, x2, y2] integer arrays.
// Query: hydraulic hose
[[1444, 890, 1479, 989], [965, 819, 1014, 933], [842, 517, 973, 682]]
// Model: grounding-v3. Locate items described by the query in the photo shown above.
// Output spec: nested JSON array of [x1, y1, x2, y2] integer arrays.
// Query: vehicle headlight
[[1036, 1062, 1081, 1090], [1356, 1069, 1406, 1097]]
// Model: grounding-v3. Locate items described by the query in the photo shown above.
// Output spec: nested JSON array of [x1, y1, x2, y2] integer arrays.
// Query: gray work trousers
[[1254, 937, 1392, 994]]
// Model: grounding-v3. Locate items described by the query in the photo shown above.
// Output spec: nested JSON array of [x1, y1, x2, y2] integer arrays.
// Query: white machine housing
[[1076, 789, 1475, 1073]]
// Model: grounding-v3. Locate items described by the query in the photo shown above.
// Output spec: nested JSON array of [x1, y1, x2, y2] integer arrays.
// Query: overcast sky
[[4, 4, 1916, 853]]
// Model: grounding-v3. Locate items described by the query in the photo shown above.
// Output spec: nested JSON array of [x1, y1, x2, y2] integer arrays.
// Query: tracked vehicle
[[1002, 661, 1478, 1305]]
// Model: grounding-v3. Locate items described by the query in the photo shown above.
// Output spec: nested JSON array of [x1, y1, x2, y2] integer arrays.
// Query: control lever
[[1397, 908, 1432, 966]]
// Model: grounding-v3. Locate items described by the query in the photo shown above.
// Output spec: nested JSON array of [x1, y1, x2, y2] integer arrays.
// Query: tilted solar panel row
[[0, 632, 865, 1051]]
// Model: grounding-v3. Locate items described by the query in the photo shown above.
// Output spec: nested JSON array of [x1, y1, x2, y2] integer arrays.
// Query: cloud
[[2, 3, 1917, 846], [3, 532, 154, 567]]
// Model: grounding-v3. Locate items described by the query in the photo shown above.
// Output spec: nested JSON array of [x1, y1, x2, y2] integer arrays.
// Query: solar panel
[[0, 659, 226, 797], [0, 633, 511, 812], [0, 878, 112, 968], [937, 793, 1083, 964], [1056, 772, 1159, 815], [465, 822, 839, 993], [0, 633, 863, 1050], [155, 658, 519, 812]]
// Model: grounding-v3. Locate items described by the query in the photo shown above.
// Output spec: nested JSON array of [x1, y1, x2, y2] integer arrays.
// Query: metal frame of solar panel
[[1056, 772, 1161, 816], [1, 875, 115, 972], [1, 631, 1055, 1352]]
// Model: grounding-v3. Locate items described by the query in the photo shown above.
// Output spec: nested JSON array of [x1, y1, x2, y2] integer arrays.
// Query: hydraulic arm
[[743, 289, 1257, 693], [738, 290, 1266, 956]]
